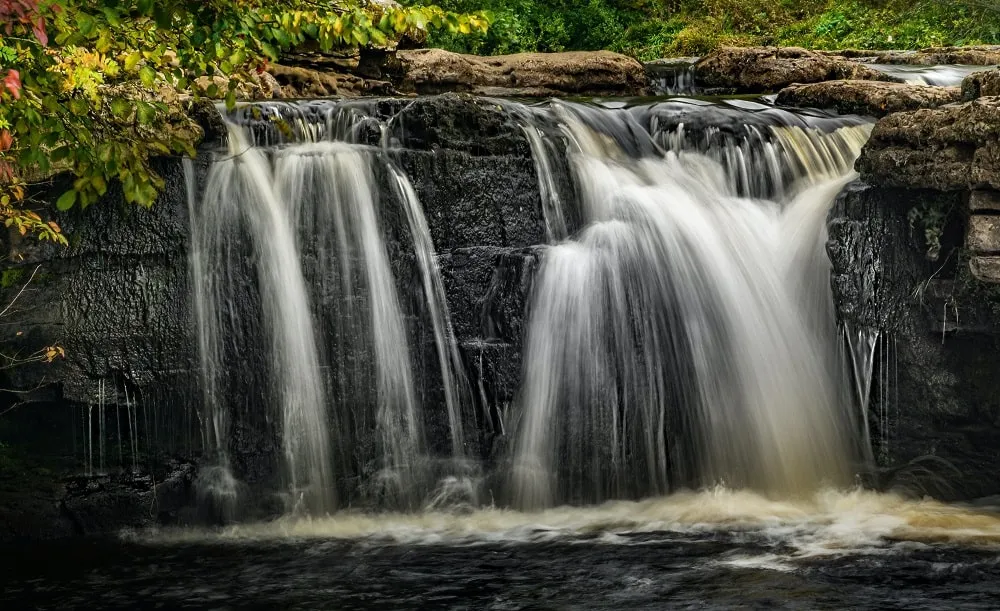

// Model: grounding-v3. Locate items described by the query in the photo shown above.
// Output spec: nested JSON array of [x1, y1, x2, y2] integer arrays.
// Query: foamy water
[[138, 488, 1000, 561]]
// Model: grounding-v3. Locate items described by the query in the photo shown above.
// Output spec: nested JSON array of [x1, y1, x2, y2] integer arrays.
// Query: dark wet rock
[[369, 94, 534, 157], [397, 49, 650, 97], [694, 46, 896, 93], [829, 183, 1000, 500], [961, 68, 1000, 101], [61, 462, 196, 534], [857, 96, 1000, 191], [777, 80, 961, 117]]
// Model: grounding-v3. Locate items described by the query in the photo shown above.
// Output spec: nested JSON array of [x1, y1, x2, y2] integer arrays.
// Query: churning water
[[5, 489, 1000, 609]]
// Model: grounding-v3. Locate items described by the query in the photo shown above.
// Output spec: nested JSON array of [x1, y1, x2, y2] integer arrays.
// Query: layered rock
[[267, 62, 396, 97], [777, 80, 961, 117], [694, 46, 896, 93], [397, 49, 650, 97], [823, 46, 1000, 65], [857, 96, 1000, 191]]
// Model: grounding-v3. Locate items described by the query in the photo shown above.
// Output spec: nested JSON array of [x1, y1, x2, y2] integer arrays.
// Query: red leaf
[[0, 129, 11, 152], [3, 69, 21, 100], [32, 16, 47, 46]]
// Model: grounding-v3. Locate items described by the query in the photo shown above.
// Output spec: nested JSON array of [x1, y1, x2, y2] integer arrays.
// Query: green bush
[[403, 0, 1000, 58]]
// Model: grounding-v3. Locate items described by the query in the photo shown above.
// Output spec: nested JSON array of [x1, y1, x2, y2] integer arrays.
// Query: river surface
[[5, 489, 1000, 609]]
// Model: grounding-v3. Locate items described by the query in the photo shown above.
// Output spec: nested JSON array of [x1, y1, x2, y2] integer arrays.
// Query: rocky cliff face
[[831, 85, 1000, 498]]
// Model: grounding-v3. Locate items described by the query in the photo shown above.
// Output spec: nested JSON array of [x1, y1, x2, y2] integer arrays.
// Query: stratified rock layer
[[397, 49, 650, 97], [777, 80, 961, 117], [857, 96, 1000, 191], [694, 46, 896, 93]]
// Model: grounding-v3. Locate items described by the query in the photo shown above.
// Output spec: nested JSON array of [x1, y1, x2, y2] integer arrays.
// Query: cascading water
[[508, 99, 873, 509], [193, 124, 334, 515], [188, 94, 880, 517], [189, 101, 475, 515]]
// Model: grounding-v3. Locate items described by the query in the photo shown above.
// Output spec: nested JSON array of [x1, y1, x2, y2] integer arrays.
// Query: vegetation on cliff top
[[406, 0, 1000, 60], [0, 0, 487, 243]]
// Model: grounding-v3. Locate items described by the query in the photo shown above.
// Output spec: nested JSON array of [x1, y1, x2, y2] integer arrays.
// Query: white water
[[195, 124, 334, 514], [387, 162, 472, 461], [191, 107, 476, 513], [510, 108, 873, 509], [141, 487, 1000, 557]]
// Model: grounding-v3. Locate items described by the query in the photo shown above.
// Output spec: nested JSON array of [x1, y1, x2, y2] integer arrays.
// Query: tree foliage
[[0, 0, 488, 244], [406, 0, 1000, 59]]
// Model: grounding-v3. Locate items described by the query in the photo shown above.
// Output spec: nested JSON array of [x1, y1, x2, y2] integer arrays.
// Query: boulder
[[397, 49, 650, 97], [883, 46, 1000, 66], [693, 46, 897, 93], [962, 68, 1000, 101], [857, 96, 1000, 191], [967, 215, 1000, 253], [970, 256, 1000, 282], [776, 80, 961, 117]]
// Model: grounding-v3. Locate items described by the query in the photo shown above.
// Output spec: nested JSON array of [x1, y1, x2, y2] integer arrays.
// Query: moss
[[0, 268, 26, 289]]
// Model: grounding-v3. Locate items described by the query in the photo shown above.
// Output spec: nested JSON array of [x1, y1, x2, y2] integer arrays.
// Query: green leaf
[[153, 6, 173, 29], [102, 7, 121, 26], [225, 89, 236, 110], [110, 98, 131, 118], [138, 0, 154, 15], [125, 52, 142, 72], [136, 101, 156, 124], [91, 176, 108, 196], [139, 66, 156, 87], [51, 146, 72, 162], [69, 98, 90, 116], [261, 42, 279, 61], [56, 190, 77, 211], [77, 13, 97, 37]]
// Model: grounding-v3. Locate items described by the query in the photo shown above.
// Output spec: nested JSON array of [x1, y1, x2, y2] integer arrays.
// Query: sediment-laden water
[[5, 489, 1000, 609]]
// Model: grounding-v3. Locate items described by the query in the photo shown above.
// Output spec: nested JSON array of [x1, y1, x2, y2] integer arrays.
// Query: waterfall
[[189, 102, 474, 515], [509, 103, 872, 509], [187, 95, 878, 518], [193, 124, 334, 515]]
